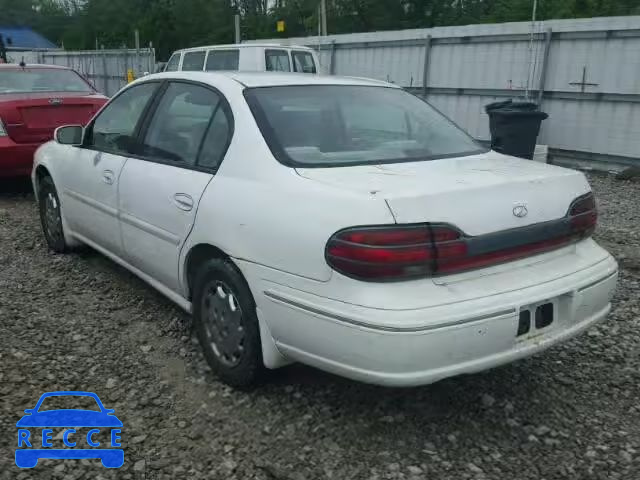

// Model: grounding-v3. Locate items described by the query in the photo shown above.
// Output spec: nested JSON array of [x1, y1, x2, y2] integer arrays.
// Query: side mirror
[[55, 125, 83, 146], [24, 409, 34, 414]]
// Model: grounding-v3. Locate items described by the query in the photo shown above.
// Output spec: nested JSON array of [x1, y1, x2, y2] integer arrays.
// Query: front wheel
[[38, 176, 68, 253], [192, 258, 265, 387]]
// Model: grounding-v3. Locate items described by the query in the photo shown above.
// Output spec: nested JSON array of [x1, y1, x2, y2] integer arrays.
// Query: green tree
[[4, 0, 640, 59]]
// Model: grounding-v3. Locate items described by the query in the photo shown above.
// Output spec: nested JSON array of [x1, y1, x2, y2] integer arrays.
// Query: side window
[[89, 82, 157, 154], [206, 50, 240, 71], [165, 53, 181, 72], [198, 106, 232, 169], [140, 83, 220, 166], [265, 49, 290, 72], [181, 51, 206, 71], [292, 51, 317, 74]]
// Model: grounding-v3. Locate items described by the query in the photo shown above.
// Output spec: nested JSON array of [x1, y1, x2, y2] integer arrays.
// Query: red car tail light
[[326, 192, 598, 281], [568, 192, 597, 235], [326, 225, 465, 280]]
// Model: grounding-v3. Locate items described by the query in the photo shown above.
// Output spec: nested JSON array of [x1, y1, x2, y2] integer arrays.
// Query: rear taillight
[[326, 192, 598, 281], [568, 192, 597, 235], [326, 225, 465, 281]]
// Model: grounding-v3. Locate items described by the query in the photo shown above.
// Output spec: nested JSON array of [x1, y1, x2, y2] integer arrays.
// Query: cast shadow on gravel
[[60, 224, 581, 419], [262, 356, 545, 408], [0, 177, 33, 197], [255, 363, 595, 442]]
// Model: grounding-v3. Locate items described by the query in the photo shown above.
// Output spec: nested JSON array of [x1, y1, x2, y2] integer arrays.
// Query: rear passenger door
[[118, 81, 233, 292]]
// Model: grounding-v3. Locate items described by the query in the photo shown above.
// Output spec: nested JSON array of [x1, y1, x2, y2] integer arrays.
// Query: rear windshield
[[38, 395, 100, 412], [0, 68, 93, 94], [245, 85, 485, 167]]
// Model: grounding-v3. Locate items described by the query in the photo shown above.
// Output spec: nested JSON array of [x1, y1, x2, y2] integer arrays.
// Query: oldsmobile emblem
[[48, 98, 63, 105], [512, 204, 528, 218]]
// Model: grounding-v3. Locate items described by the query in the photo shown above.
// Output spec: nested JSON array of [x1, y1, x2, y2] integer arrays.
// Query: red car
[[0, 64, 108, 178]]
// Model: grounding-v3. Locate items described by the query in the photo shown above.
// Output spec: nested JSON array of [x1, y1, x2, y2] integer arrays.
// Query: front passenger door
[[61, 82, 159, 256], [118, 81, 233, 292]]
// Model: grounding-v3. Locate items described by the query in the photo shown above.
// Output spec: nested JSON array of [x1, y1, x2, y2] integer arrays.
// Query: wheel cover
[[202, 281, 245, 367], [44, 191, 63, 243]]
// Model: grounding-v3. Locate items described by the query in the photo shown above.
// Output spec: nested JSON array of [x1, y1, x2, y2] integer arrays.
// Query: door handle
[[173, 193, 194, 211], [102, 170, 115, 185]]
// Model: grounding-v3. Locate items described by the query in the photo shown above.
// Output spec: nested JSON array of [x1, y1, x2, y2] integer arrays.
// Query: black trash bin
[[485, 100, 548, 160]]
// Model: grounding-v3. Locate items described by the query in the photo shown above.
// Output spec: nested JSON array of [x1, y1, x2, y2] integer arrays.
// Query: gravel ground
[[1, 172, 639, 480]]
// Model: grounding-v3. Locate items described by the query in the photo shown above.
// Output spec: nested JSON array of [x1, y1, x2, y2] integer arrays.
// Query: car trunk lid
[[297, 151, 593, 281], [0, 92, 105, 144], [296, 151, 590, 236]]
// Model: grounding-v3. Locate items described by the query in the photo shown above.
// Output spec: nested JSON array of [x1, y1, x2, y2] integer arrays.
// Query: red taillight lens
[[568, 192, 597, 235], [326, 225, 465, 280], [436, 235, 573, 274], [338, 228, 431, 246], [327, 193, 598, 281]]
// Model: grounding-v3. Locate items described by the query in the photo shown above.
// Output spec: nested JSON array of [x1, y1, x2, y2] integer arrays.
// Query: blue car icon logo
[[16, 391, 123, 468]]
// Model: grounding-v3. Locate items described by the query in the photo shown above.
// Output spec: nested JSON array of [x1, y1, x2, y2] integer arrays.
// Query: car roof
[[145, 71, 398, 89], [177, 43, 314, 54], [0, 63, 72, 70]]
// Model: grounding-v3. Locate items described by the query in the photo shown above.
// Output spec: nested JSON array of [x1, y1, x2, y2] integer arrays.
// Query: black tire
[[192, 258, 265, 387], [38, 175, 68, 253]]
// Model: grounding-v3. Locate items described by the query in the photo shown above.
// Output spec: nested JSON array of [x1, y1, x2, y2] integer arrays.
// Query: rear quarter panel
[[179, 79, 395, 286], [189, 166, 394, 283]]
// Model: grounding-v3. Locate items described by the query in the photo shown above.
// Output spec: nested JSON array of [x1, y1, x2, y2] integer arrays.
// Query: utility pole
[[134, 29, 141, 77], [234, 14, 241, 43], [0, 35, 7, 63], [525, 0, 538, 100], [320, 0, 327, 36]]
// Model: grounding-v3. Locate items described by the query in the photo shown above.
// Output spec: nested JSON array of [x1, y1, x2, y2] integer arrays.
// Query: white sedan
[[32, 72, 618, 387]]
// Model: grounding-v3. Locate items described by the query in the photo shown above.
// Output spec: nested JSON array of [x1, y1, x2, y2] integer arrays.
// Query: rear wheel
[[192, 258, 265, 387], [38, 175, 68, 253]]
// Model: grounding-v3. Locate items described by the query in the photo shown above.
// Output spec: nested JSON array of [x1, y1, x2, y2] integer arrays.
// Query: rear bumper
[[250, 252, 618, 386], [0, 137, 40, 177]]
